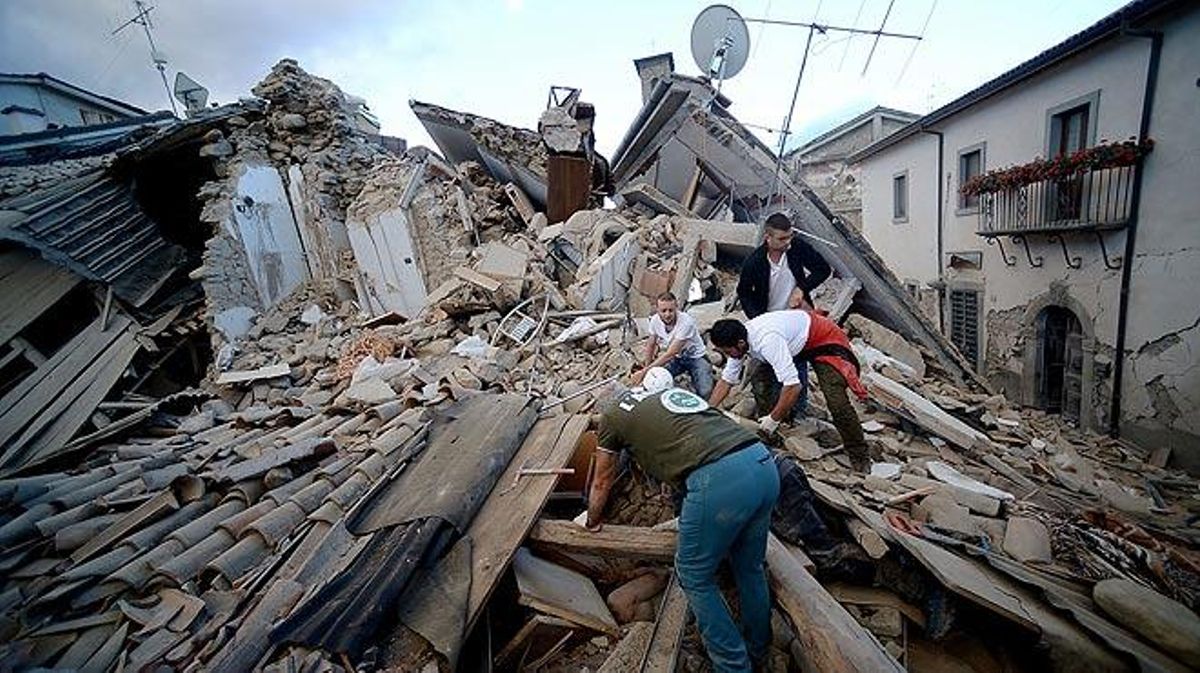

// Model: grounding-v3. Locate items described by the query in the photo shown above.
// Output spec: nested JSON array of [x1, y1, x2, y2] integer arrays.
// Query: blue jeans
[[666, 355, 714, 400], [676, 442, 780, 672]]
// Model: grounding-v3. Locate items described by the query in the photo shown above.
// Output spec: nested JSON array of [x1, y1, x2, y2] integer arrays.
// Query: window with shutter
[[949, 289, 980, 368]]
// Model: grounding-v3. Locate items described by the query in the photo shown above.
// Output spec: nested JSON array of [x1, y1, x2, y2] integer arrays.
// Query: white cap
[[642, 367, 674, 394]]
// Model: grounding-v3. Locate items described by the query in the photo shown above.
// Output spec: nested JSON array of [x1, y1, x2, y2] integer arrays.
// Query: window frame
[[1045, 91, 1100, 158], [956, 142, 987, 214], [891, 169, 909, 223]]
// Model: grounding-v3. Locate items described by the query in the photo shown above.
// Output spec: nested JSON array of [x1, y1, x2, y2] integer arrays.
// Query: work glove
[[757, 415, 780, 435]]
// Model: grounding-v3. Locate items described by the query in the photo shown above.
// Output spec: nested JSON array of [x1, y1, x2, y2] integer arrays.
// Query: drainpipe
[[1109, 29, 1163, 437], [923, 129, 945, 332]]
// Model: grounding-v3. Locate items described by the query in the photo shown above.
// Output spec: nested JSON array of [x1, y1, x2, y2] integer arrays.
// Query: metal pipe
[[742, 16, 922, 40], [1110, 29, 1162, 437], [539, 375, 620, 412], [922, 129, 945, 332]]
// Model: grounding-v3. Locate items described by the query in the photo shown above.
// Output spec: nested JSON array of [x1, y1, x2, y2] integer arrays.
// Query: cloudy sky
[[2, 0, 1129, 155]]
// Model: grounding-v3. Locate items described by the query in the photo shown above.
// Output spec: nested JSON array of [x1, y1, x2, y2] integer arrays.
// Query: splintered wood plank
[[766, 533, 904, 673], [0, 257, 78, 344], [514, 547, 618, 636], [463, 414, 590, 631], [641, 574, 689, 673], [494, 614, 576, 668], [529, 518, 676, 561], [826, 583, 926, 628], [453, 266, 502, 293]]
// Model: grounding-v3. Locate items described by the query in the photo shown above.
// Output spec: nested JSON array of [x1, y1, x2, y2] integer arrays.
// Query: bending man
[[587, 368, 778, 672], [708, 310, 872, 473]]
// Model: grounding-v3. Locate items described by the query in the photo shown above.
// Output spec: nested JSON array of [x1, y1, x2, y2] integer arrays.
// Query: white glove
[[758, 415, 780, 435]]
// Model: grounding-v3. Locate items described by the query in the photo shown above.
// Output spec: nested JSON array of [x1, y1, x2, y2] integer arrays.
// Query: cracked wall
[[194, 59, 397, 359]]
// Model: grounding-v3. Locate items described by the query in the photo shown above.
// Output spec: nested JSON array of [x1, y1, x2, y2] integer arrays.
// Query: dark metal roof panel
[[0, 171, 178, 305]]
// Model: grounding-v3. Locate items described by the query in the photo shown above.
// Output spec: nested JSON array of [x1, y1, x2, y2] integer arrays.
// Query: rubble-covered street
[[1, 3, 1199, 671]]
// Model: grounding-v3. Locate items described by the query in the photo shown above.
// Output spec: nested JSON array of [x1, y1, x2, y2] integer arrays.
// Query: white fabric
[[720, 310, 812, 386], [766, 252, 798, 312], [757, 415, 780, 434], [648, 310, 706, 360], [642, 367, 675, 394]]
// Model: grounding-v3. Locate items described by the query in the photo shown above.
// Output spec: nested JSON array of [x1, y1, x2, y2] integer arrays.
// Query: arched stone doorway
[[1019, 287, 1098, 430], [1035, 306, 1084, 423]]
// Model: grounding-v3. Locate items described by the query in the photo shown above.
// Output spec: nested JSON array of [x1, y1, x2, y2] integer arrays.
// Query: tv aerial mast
[[690, 4, 924, 200], [112, 1, 178, 116]]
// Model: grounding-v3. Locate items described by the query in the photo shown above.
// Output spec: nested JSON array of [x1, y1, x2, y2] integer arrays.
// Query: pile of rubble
[[1, 56, 1198, 673]]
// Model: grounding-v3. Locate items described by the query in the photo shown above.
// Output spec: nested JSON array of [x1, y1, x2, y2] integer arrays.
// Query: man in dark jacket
[[735, 213, 832, 420], [736, 213, 832, 319]]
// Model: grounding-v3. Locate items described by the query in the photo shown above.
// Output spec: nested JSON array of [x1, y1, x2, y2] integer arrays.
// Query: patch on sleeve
[[660, 388, 709, 414]]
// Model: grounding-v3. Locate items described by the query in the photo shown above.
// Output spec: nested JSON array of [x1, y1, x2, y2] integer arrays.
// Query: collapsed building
[[0, 53, 1197, 673]]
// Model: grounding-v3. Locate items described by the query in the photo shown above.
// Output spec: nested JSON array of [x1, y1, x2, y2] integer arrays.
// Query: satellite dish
[[690, 4, 750, 82], [173, 72, 209, 115]]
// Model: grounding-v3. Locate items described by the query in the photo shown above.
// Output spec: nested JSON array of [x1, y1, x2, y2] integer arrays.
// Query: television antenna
[[173, 72, 209, 116], [690, 4, 751, 98], [112, 1, 178, 115], [732, 6, 925, 199]]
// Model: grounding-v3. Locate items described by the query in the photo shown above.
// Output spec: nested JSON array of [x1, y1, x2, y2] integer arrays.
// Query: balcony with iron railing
[[976, 163, 1136, 236], [959, 140, 1152, 269]]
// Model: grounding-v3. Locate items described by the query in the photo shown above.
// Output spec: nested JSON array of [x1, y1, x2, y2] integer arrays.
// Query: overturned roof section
[[0, 171, 183, 307], [0, 111, 176, 166], [410, 100, 548, 207], [612, 74, 985, 387]]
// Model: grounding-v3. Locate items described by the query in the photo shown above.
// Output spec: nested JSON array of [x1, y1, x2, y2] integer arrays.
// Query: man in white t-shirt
[[633, 292, 714, 399]]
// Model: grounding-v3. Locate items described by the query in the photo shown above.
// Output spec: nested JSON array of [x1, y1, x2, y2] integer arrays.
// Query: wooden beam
[[640, 574, 689, 673], [462, 414, 591, 632], [453, 267, 502, 293], [528, 518, 676, 561], [766, 533, 904, 673]]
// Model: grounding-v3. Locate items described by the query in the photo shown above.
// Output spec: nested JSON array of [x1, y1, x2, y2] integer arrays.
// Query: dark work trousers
[[811, 361, 869, 467], [747, 358, 809, 420]]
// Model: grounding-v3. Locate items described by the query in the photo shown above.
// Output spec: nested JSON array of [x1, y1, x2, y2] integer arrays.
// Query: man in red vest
[[708, 310, 872, 473]]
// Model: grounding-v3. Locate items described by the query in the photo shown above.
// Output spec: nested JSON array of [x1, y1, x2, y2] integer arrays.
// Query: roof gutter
[[1109, 27, 1163, 438]]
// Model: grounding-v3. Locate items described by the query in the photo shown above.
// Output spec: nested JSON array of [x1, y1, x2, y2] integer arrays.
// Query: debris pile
[[0, 55, 1197, 673]]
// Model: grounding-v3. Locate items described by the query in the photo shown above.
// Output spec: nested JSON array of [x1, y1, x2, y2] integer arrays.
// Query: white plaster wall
[[936, 35, 1150, 347], [856, 8, 1200, 451], [1119, 4, 1200, 446], [230, 164, 310, 308], [0, 83, 125, 129], [859, 133, 939, 284]]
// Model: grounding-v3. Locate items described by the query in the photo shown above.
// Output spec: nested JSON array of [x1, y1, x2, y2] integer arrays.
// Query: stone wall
[[194, 59, 394, 357]]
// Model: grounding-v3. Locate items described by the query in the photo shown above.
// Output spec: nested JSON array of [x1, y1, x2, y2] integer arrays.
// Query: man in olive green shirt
[[586, 368, 780, 672]]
